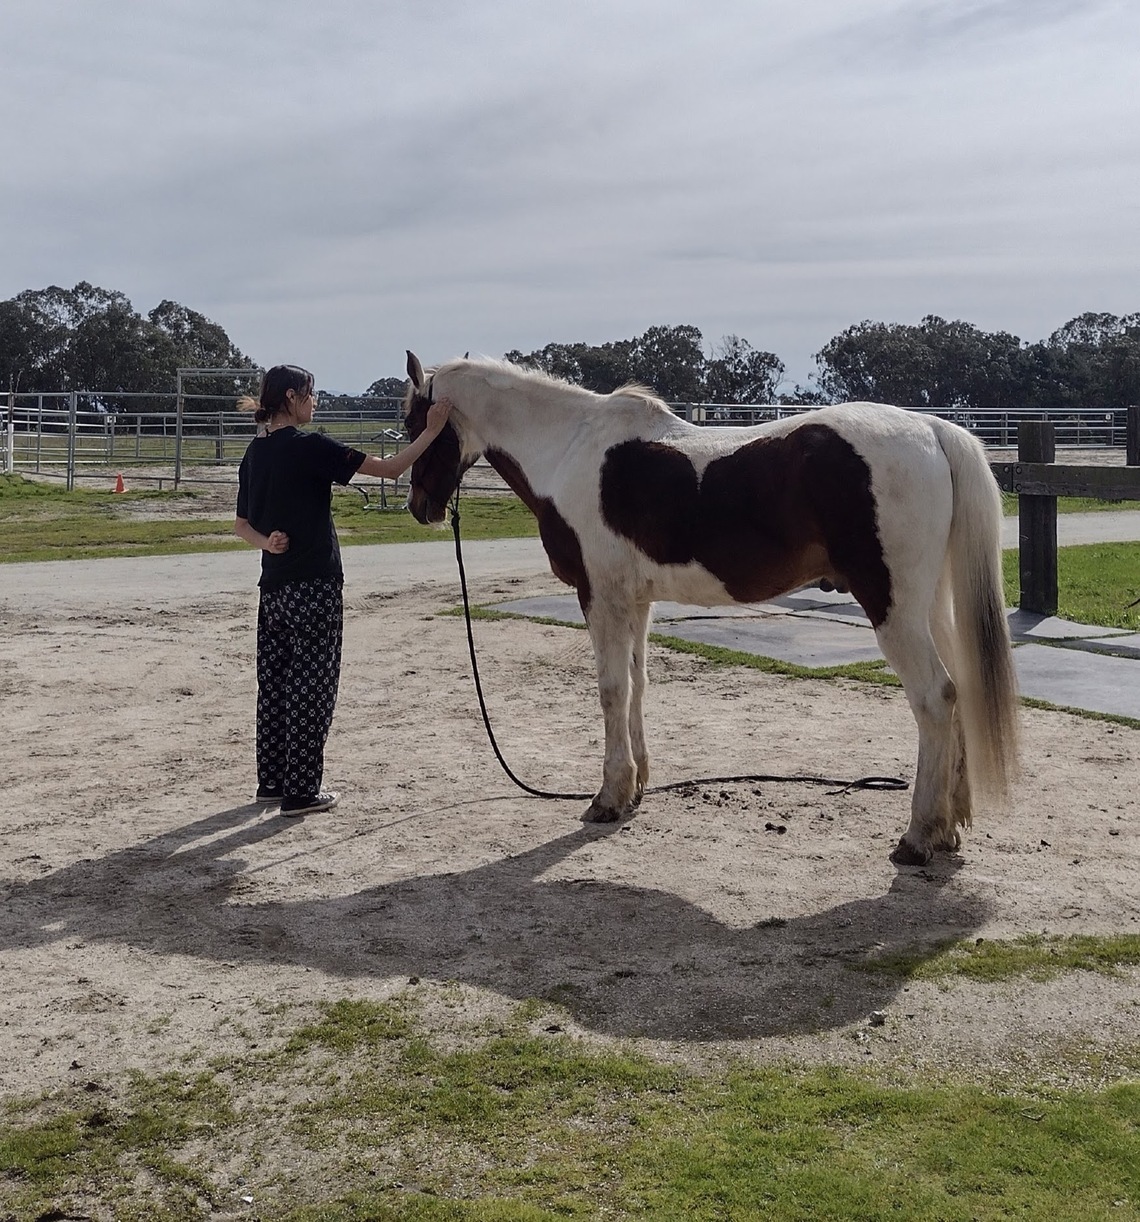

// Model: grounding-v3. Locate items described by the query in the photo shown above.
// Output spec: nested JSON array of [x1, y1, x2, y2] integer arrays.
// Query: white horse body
[[406, 355, 1019, 865]]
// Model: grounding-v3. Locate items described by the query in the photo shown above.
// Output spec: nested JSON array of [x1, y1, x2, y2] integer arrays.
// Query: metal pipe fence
[[671, 402, 1138, 449], [1, 390, 406, 488], [3, 391, 1137, 489]]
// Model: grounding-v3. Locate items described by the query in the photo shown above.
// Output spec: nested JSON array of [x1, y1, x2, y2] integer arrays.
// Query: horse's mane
[[437, 356, 674, 417], [610, 381, 663, 407]]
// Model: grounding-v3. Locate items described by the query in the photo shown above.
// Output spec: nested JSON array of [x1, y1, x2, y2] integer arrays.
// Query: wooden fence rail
[[990, 405, 1140, 615]]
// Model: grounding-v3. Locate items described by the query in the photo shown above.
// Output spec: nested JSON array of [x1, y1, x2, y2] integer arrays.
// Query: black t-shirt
[[236, 427, 366, 589]]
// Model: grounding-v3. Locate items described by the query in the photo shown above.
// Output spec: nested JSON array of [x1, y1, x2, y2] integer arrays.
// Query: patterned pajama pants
[[255, 576, 344, 800]]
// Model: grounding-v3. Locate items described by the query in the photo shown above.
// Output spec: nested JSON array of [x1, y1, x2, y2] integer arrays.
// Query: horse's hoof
[[889, 837, 931, 866], [630, 782, 645, 810], [583, 799, 622, 824]]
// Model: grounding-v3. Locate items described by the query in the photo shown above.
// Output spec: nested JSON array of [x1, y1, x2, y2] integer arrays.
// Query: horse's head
[[403, 350, 469, 524]]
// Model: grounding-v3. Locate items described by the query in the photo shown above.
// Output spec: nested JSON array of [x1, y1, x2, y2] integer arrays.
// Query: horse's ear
[[463, 351, 469, 360], [406, 350, 425, 389]]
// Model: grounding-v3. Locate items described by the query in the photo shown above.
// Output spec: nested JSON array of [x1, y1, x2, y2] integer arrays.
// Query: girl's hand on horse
[[426, 397, 453, 434], [266, 530, 290, 554]]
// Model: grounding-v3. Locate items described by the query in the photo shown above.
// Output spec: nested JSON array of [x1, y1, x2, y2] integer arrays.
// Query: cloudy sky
[[3, 0, 1138, 393]]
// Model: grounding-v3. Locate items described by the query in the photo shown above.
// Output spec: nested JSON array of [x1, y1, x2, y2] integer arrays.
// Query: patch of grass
[[285, 998, 414, 1053], [438, 608, 901, 685], [332, 493, 537, 547], [0, 474, 236, 562], [627, 1068, 1140, 1222], [1002, 492, 1140, 515], [0, 473, 536, 562], [1019, 696, 1140, 731], [0, 517, 244, 563], [856, 932, 1140, 983], [437, 605, 588, 630], [1003, 541, 1140, 630], [647, 632, 902, 686], [3, 998, 1139, 1220], [284, 1198, 562, 1220], [295, 1031, 677, 1143], [0, 1070, 237, 1219]]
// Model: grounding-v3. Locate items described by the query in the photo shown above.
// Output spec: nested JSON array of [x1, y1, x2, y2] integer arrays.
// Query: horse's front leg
[[583, 597, 639, 823], [628, 599, 651, 808]]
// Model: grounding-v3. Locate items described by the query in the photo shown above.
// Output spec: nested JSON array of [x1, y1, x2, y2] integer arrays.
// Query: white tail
[[933, 417, 1020, 802]]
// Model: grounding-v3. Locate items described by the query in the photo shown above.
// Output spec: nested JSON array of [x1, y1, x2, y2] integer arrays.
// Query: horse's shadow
[[1, 802, 984, 1041]]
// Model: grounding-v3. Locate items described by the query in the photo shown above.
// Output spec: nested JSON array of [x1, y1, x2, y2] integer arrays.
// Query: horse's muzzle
[[407, 488, 446, 525]]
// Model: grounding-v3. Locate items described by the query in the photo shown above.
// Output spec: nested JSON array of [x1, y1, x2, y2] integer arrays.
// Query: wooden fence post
[[1128, 403, 1139, 466], [1018, 420, 1057, 615]]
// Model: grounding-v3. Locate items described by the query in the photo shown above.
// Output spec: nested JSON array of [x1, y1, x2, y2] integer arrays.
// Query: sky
[[2, 0, 1139, 394]]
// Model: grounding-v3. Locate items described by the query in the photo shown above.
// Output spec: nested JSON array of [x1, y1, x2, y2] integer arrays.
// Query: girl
[[234, 364, 451, 815]]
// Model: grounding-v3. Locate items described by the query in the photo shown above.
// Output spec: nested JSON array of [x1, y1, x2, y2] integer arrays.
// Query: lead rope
[[448, 484, 908, 803], [449, 485, 591, 799]]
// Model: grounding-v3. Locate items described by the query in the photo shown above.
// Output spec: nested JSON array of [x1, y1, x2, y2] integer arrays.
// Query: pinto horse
[[403, 352, 1019, 865]]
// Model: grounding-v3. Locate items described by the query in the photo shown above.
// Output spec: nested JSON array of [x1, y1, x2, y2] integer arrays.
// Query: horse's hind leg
[[628, 599, 651, 807], [874, 612, 959, 866], [583, 595, 639, 822], [930, 572, 973, 835]]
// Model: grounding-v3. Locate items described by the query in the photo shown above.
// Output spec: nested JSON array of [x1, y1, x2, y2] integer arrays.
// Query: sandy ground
[[1, 540, 1139, 1105]]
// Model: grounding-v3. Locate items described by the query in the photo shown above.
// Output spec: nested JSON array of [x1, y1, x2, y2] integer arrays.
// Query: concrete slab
[[491, 591, 1140, 720], [783, 603, 876, 625], [493, 596, 585, 625], [1096, 632, 1140, 653], [646, 616, 887, 667], [1008, 609, 1131, 641], [650, 602, 773, 622], [1049, 634, 1140, 661], [761, 588, 857, 612], [1014, 644, 1140, 719], [656, 591, 871, 627]]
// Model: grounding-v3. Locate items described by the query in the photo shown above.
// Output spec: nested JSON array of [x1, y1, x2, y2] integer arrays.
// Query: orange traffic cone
[[113, 473, 125, 494]]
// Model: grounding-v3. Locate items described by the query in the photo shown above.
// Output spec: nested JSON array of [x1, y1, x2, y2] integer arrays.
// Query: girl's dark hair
[[237, 365, 314, 424]]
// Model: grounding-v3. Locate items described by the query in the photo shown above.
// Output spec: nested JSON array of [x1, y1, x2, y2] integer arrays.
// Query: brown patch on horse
[[599, 424, 891, 625], [598, 440, 699, 566], [487, 447, 592, 613]]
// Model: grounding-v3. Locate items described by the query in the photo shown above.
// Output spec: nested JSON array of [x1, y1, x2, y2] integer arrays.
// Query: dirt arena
[[1, 539, 1138, 1100]]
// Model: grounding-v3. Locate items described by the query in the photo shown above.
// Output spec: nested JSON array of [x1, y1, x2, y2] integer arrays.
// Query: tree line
[[815, 313, 1140, 411], [0, 282, 255, 407], [4, 283, 1139, 411], [392, 314, 1140, 411]]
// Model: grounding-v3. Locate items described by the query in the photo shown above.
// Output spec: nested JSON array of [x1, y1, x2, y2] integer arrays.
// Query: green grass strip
[[647, 632, 901, 685], [1019, 696, 1140, 731], [855, 932, 1140, 983], [1001, 492, 1140, 515], [6, 997, 1137, 1220], [0, 473, 536, 562], [440, 607, 897, 685], [1003, 541, 1140, 630]]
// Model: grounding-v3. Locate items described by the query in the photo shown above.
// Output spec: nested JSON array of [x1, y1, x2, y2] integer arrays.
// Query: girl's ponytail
[[236, 365, 313, 424]]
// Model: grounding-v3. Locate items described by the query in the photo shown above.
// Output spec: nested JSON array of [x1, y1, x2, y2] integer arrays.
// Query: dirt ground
[[1, 545, 1139, 1105]]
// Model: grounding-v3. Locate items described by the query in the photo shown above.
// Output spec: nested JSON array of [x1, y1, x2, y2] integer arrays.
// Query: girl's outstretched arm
[[356, 398, 453, 480]]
